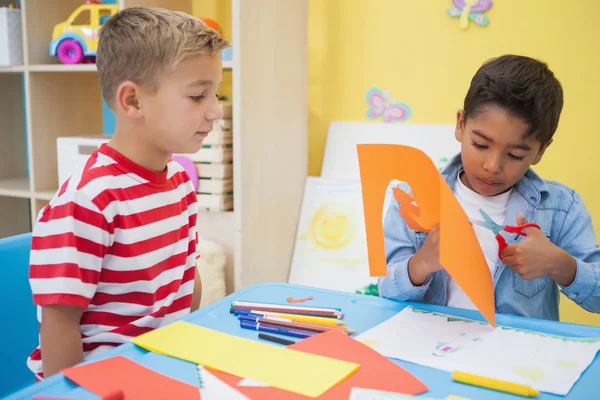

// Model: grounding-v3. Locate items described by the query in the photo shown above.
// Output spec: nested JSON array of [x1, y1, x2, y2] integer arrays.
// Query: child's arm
[[30, 190, 109, 374], [191, 268, 202, 311], [552, 192, 600, 312], [40, 305, 84, 378], [502, 192, 600, 313], [378, 182, 443, 301]]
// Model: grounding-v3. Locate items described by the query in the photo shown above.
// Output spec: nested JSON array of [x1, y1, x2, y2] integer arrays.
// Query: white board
[[321, 122, 461, 179], [287, 177, 378, 295]]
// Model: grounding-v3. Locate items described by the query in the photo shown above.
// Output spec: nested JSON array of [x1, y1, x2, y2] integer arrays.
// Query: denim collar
[[441, 153, 549, 207]]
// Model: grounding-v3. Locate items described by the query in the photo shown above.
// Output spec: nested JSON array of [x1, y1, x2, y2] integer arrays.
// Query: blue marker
[[240, 320, 316, 339]]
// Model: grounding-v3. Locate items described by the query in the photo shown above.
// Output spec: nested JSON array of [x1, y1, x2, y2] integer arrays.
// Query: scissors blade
[[469, 219, 498, 231], [479, 209, 497, 225]]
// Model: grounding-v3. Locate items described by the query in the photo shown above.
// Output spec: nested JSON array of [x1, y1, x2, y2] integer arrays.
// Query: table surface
[[8, 282, 600, 400]]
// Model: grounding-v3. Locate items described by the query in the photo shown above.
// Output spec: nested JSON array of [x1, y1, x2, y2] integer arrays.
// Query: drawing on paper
[[288, 177, 378, 295], [433, 333, 482, 357], [356, 306, 600, 396]]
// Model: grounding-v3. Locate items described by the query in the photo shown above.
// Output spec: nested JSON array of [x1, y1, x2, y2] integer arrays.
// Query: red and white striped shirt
[[27, 144, 199, 379]]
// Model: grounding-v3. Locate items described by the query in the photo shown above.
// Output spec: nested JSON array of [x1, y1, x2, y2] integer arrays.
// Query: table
[[8, 282, 600, 399]]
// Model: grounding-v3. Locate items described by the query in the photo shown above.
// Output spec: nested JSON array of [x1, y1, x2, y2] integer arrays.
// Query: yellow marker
[[256, 310, 346, 326], [452, 371, 539, 397]]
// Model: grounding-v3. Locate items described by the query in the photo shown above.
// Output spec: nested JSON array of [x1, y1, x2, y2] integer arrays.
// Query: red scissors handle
[[497, 223, 541, 258], [496, 233, 508, 259], [504, 223, 541, 236]]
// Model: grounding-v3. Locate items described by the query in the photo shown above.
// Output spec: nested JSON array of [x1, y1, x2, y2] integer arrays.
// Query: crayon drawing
[[288, 177, 378, 295], [357, 307, 600, 396]]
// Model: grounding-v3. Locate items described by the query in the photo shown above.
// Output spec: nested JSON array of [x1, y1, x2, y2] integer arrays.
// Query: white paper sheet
[[348, 388, 442, 399], [197, 365, 249, 400], [288, 177, 378, 295], [356, 307, 600, 396]]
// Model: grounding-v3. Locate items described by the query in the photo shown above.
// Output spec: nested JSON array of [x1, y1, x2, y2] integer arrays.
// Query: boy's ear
[[455, 110, 466, 142], [532, 138, 553, 165], [115, 81, 144, 120]]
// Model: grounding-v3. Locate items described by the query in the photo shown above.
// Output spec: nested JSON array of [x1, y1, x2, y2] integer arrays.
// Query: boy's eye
[[472, 141, 488, 149], [508, 153, 525, 161], [190, 95, 205, 101]]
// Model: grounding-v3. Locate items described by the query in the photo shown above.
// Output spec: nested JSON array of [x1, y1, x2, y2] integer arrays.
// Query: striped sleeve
[[29, 190, 110, 309]]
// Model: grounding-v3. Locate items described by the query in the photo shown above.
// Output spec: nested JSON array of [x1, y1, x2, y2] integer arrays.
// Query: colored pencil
[[240, 320, 316, 339], [231, 301, 344, 318], [239, 314, 357, 334], [232, 300, 342, 312], [256, 310, 347, 326], [231, 305, 342, 319], [258, 333, 296, 346]]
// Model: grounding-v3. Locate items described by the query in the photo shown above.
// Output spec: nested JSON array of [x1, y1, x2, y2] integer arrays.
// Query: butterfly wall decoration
[[365, 87, 411, 123], [447, 0, 493, 30]]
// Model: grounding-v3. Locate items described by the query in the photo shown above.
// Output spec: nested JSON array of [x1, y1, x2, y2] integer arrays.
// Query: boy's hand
[[501, 213, 577, 286], [41, 304, 84, 378], [408, 224, 444, 286]]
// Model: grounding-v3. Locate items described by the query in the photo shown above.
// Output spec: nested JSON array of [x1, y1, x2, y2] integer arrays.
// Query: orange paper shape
[[392, 187, 436, 232], [357, 144, 495, 326], [209, 329, 428, 399], [62, 356, 201, 400]]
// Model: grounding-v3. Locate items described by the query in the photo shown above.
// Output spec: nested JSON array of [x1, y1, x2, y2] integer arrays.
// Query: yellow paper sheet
[[131, 321, 360, 398]]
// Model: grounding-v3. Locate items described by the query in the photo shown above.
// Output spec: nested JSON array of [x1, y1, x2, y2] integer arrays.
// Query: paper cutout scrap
[[131, 321, 359, 398], [287, 296, 314, 303], [208, 329, 428, 399], [392, 188, 436, 232], [61, 356, 200, 400], [357, 144, 495, 326]]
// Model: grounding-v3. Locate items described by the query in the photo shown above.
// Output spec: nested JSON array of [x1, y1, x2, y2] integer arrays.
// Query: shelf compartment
[[0, 195, 31, 238], [28, 71, 103, 193], [0, 73, 29, 197]]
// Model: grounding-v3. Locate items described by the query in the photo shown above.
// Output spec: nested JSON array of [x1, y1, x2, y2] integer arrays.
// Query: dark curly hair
[[463, 55, 564, 145]]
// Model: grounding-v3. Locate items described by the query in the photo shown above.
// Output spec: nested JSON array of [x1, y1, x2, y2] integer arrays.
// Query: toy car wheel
[[57, 40, 84, 64]]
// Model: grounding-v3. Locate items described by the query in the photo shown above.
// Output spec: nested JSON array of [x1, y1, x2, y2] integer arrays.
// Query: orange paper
[[357, 144, 495, 326], [62, 356, 200, 400], [209, 329, 428, 399]]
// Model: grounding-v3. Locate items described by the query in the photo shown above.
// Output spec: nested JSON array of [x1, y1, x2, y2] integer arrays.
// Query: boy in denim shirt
[[379, 54, 600, 320]]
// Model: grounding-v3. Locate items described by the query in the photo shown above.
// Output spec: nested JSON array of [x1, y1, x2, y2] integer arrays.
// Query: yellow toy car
[[50, 0, 119, 64]]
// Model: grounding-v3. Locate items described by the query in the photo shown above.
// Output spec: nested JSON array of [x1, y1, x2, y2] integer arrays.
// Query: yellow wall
[[308, 0, 600, 326], [193, 0, 600, 326]]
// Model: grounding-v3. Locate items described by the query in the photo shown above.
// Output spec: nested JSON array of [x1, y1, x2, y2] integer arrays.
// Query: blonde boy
[[27, 7, 229, 379]]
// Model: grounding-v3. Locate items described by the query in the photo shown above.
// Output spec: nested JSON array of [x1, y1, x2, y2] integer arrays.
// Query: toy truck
[[50, 0, 119, 64]]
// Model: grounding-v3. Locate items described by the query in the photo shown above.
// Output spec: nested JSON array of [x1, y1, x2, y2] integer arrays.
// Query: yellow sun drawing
[[310, 202, 355, 249]]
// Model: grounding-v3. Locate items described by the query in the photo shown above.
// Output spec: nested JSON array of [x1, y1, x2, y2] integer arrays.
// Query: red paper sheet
[[209, 330, 428, 399], [61, 356, 200, 400]]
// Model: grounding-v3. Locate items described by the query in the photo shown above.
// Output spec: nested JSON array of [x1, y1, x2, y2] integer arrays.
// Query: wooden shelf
[[0, 196, 31, 238], [0, 65, 25, 73], [29, 64, 97, 73], [0, 0, 308, 296], [34, 191, 56, 201], [0, 178, 31, 198]]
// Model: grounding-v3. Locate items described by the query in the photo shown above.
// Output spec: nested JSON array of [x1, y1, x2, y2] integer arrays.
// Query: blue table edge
[[7, 282, 600, 399]]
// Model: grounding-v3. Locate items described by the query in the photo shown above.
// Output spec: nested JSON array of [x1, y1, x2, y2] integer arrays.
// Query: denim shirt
[[378, 153, 600, 320]]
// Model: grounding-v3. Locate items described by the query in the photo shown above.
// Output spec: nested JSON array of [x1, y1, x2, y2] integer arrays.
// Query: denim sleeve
[[556, 191, 600, 313], [377, 181, 432, 302]]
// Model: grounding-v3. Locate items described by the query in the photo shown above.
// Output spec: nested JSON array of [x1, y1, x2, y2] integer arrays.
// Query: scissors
[[469, 209, 541, 259]]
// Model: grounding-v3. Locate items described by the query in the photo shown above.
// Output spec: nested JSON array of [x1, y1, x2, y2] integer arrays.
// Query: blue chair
[[0, 233, 38, 398]]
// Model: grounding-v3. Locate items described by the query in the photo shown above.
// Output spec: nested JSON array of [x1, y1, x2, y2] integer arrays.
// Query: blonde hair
[[97, 7, 230, 108]]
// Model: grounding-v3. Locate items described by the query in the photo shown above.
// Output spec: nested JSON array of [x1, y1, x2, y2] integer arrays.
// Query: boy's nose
[[206, 103, 224, 121], [483, 156, 502, 174]]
